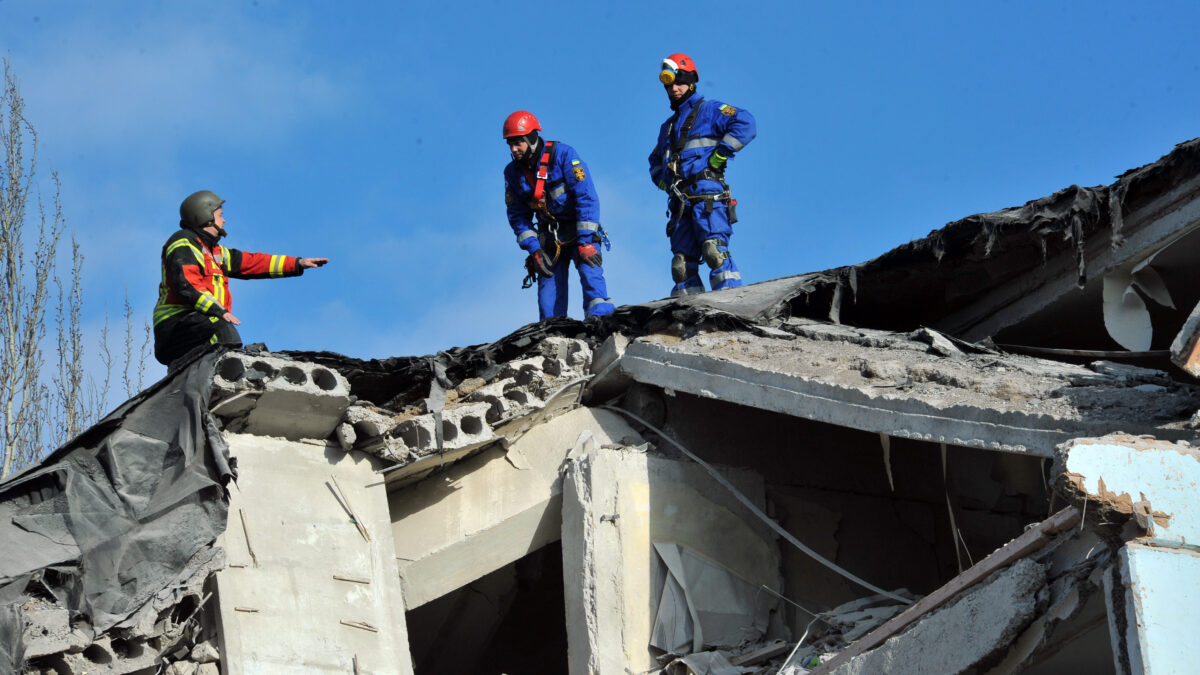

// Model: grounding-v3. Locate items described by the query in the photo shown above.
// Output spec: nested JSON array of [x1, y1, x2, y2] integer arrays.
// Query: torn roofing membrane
[[780, 137, 1200, 352], [0, 350, 235, 672]]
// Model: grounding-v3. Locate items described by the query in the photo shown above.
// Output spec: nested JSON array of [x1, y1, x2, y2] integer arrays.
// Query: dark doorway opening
[[407, 541, 568, 674]]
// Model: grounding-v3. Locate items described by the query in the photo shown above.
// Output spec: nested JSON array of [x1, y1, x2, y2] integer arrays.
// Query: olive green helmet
[[179, 190, 225, 230]]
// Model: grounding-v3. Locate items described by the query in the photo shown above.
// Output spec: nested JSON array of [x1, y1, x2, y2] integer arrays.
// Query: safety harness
[[518, 141, 613, 289], [664, 99, 739, 236]]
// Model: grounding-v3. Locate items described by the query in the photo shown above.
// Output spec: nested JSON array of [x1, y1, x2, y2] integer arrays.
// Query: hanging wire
[[601, 405, 912, 605]]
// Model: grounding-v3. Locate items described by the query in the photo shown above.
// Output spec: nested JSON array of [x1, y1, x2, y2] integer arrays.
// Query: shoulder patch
[[571, 159, 581, 165], [505, 190, 514, 206], [573, 166, 586, 182], [720, 104, 737, 117]]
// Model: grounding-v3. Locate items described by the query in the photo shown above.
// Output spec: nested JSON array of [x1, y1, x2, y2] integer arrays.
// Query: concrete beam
[[619, 339, 1143, 458], [826, 559, 1048, 675], [812, 507, 1080, 674], [390, 407, 641, 609], [215, 434, 413, 674]]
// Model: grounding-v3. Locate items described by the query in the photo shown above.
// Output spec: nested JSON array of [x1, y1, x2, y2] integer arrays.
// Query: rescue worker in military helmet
[[503, 111, 615, 320], [153, 190, 329, 367], [649, 53, 756, 296]]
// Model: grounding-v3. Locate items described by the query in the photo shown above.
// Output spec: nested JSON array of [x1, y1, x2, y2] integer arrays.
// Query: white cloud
[[9, 7, 356, 153]]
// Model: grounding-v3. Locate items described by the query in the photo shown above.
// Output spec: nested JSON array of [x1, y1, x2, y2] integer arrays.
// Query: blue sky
[[2, 1, 1200, 390]]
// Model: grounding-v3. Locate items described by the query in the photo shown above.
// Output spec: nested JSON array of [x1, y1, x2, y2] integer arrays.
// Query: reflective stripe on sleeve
[[720, 134, 745, 152], [270, 255, 285, 276], [517, 230, 537, 243], [576, 221, 599, 236], [547, 184, 567, 200], [195, 294, 218, 313]]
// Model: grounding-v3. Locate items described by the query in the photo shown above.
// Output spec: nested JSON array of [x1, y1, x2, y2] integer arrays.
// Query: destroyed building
[[4, 139, 1200, 674]]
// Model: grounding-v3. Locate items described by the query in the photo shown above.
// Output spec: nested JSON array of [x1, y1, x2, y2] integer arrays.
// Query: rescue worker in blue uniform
[[503, 110, 615, 320], [649, 53, 756, 297]]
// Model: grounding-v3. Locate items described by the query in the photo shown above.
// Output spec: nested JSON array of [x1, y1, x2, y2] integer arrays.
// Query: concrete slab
[[211, 353, 351, 441], [390, 407, 641, 609], [215, 434, 413, 674], [561, 450, 782, 675], [618, 332, 1199, 457]]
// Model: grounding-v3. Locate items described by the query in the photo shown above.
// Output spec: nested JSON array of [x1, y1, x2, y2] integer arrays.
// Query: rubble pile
[[326, 337, 595, 480]]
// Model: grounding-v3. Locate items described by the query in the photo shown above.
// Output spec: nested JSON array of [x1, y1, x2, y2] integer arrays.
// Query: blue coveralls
[[505, 140, 615, 320], [649, 91, 756, 296]]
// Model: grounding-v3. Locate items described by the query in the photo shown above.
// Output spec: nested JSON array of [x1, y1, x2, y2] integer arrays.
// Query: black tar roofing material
[[0, 350, 234, 671]]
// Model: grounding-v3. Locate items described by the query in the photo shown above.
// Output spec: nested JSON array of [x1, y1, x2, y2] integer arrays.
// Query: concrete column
[[561, 450, 782, 675]]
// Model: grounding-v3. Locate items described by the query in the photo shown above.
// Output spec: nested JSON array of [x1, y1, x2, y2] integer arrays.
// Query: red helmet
[[659, 53, 698, 86], [503, 111, 542, 139]]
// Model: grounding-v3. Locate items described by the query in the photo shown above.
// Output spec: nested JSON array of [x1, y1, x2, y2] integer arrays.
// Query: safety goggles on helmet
[[659, 57, 698, 86]]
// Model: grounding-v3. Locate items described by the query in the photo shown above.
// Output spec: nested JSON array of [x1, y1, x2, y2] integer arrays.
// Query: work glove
[[708, 150, 728, 171], [577, 243, 602, 267], [525, 249, 554, 278], [528, 248, 554, 277]]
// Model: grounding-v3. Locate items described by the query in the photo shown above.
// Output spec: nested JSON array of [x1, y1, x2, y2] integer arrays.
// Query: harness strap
[[521, 141, 557, 206], [670, 99, 705, 157]]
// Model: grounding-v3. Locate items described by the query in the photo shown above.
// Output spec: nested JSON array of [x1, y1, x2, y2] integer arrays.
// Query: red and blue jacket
[[154, 228, 302, 326]]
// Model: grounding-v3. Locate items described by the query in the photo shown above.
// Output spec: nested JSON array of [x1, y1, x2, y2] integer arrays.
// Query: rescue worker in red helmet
[[649, 53, 756, 296], [503, 111, 615, 319], [153, 190, 329, 368]]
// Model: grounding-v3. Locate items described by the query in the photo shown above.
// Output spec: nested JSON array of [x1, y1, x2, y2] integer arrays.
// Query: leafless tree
[[0, 61, 152, 478], [52, 236, 86, 445], [0, 61, 66, 478]]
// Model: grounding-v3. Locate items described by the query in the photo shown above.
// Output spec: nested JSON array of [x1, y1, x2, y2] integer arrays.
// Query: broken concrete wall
[[1110, 543, 1200, 675], [561, 449, 783, 675], [215, 433, 412, 674], [1055, 434, 1200, 674], [389, 407, 641, 609]]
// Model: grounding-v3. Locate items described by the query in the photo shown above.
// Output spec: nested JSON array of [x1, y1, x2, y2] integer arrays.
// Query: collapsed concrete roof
[[783, 137, 1200, 353], [4, 138, 1200, 673]]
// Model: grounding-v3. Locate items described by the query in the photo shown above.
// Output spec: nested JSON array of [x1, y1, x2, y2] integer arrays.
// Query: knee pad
[[701, 238, 728, 269], [671, 253, 689, 283]]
